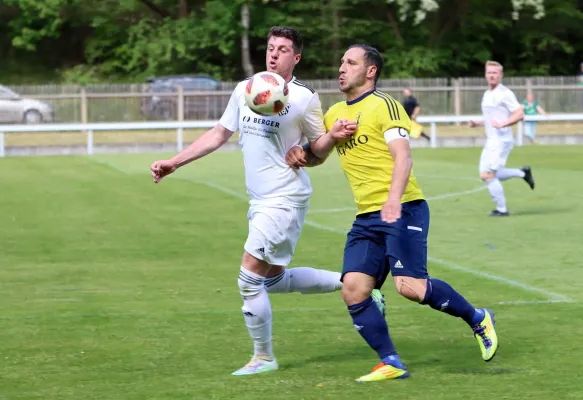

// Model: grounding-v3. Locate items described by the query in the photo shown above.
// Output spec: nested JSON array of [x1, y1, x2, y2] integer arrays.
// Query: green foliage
[[60, 65, 106, 85], [5, 0, 65, 50], [0, 0, 582, 83]]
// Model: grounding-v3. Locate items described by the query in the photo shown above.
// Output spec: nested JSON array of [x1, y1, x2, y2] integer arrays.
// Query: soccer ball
[[244, 71, 289, 116]]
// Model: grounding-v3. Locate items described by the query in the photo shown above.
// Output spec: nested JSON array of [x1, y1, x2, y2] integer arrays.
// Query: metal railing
[[1, 114, 583, 158]]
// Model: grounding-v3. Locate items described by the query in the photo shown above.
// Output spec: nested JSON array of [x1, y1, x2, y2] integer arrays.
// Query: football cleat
[[355, 362, 409, 382], [489, 209, 509, 217], [371, 289, 386, 316], [472, 308, 499, 362], [521, 166, 535, 190], [231, 355, 279, 376]]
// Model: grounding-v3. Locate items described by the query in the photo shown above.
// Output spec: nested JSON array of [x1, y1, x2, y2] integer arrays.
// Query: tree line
[[0, 0, 582, 84]]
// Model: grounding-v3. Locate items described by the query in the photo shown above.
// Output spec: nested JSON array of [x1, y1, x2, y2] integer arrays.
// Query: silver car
[[0, 85, 54, 124]]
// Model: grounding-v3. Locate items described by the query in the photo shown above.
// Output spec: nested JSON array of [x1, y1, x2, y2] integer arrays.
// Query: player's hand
[[468, 120, 478, 128], [285, 145, 307, 170], [151, 159, 177, 183], [491, 120, 504, 129], [381, 199, 402, 224], [329, 119, 357, 140]]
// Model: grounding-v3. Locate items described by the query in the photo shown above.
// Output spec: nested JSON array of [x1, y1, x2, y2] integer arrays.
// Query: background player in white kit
[[469, 61, 535, 217], [150, 26, 357, 376]]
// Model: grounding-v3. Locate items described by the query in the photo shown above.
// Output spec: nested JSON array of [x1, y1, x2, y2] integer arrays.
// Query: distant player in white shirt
[[150, 26, 358, 376], [469, 61, 535, 217]]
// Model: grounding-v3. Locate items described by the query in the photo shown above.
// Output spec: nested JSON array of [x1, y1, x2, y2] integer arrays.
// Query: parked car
[[0, 85, 54, 124], [141, 75, 227, 120]]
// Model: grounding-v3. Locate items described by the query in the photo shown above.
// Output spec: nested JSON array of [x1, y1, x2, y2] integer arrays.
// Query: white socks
[[497, 168, 525, 181], [265, 267, 342, 294], [238, 267, 274, 359], [486, 178, 507, 212], [237, 266, 342, 360], [485, 169, 525, 212]]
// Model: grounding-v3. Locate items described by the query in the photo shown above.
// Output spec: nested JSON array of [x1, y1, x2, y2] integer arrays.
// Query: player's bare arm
[[309, 118, 355, 158], [491, 107, 524, 129], [285, 119, 356, 169], [150, 124, 234, 183], [284, 145, 308, 169], [382, 132, 412, 223], [283, 143, 320, 170], [536, 105, 548, 116], [411, 105, 421, 120]]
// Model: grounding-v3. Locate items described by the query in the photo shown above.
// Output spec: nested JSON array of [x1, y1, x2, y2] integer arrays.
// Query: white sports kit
[[219, 77, 325, 266], [479, 84, 521, 172]]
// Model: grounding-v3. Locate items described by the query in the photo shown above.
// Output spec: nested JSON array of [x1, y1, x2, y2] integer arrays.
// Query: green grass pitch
[[1, 145, 582, 399]]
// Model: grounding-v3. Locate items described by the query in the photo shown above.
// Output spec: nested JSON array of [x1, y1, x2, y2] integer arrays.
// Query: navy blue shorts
[[342, 200, 430, 288]]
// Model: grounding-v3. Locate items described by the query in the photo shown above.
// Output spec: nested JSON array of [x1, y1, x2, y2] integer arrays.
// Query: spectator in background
[[521, 92, 547, 144], [402, 88, 420, 119], [402, 88, 430, 141]]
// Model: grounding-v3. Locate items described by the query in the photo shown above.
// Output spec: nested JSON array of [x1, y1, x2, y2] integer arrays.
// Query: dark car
[[142, 75, 227, 120]]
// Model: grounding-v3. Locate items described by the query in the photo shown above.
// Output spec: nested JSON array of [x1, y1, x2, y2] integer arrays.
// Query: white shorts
[[479, 140, 514, 172], [244, 204, 308, 267]]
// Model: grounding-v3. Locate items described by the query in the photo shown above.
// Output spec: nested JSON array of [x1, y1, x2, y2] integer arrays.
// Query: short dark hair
[[267, 26, 303, 54], [348, 44, 383, 84]]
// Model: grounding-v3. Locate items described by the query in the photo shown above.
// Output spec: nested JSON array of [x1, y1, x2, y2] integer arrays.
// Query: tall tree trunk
[[386, 7, 403, 42], [241, 1, 254, 77], [179, 0, 188, 17], [140, 0, 171, 18], [331, 0, 340, 76]]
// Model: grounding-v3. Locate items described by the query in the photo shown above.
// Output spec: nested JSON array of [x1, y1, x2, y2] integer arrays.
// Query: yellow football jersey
[[324, 89, 424, 215]]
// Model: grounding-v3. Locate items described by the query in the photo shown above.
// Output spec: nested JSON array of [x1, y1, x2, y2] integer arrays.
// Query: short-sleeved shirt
[[219, 77, 325, 207], [324, 89, 424, 215], [522, 100, 539, 115], [481, 84, 521, 142], [402, 96, 419, 118]]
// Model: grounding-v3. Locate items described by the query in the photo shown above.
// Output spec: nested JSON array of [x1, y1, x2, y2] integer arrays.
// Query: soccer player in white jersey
[[469, 61, 535, 217], [150, 26, 363, 376]]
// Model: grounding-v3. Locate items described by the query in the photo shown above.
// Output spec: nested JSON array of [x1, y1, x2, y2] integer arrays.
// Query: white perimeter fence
[[1, 114, 583, 158]]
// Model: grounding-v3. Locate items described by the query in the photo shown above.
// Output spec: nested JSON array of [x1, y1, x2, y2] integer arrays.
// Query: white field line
[[416, 174, 480, 182], [197, 180, 571, 303], [302, 220, 572, 302], [92, 160, 572, 303], [0, 299, 573, 321], [308, 186, 487, 214], [428, 258, 572, 302]]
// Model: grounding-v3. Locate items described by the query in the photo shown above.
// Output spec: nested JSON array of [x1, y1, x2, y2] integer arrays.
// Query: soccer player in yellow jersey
[[286, 44, 499, 382]]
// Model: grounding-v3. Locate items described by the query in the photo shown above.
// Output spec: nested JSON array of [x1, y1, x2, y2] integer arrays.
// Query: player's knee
[[238, 268, 264, 300], [480, 171, 494, 181], [393, 276, 427, 303], [341, 272, 375, 306]]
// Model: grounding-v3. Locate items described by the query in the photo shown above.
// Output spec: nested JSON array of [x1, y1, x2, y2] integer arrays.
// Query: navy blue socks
[[348, 296, 398, 360], [422, 278, 484, 327]]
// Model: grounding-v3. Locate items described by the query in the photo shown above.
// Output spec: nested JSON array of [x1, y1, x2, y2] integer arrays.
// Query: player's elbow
[[305, 153, 327, 167], [515, 108, 525, 121], [303, 142, 328, 167]]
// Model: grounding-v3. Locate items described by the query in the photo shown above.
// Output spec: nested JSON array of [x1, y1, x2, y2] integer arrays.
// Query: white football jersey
[[219, 77, 325, 207], [481, 83, 521, 142]]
